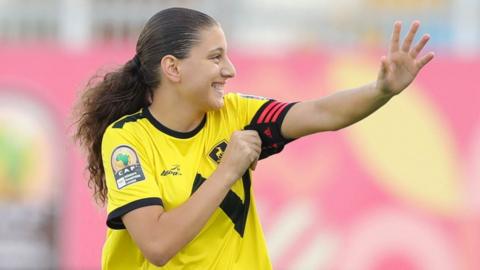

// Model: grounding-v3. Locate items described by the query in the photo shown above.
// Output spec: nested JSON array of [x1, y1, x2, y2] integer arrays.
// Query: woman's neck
[[148, 87, 205, 133]]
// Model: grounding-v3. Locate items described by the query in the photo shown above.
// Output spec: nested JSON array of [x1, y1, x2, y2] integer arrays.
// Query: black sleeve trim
[[107, 197, 164, 230], [245, 101, 298, 160]]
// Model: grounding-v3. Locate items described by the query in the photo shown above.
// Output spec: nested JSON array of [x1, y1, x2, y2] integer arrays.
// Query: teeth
[[212, 83, 224, 90]]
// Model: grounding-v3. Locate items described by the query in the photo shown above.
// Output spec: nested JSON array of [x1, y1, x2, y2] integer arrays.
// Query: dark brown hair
[[73, 7, 217, 205]]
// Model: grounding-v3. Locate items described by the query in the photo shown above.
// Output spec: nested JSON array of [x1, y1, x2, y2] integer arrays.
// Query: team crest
[[208, 141, 228, 164], [111, 145, 145, 189]]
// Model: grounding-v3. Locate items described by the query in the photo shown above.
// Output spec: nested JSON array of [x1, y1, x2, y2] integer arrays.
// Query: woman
[[74, 7, 434, 270]]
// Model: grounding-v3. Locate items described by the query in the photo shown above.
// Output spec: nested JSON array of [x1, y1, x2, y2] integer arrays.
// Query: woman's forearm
[[152, 167, 235, 264], [314, 82, 394, 130], [282, 82, 395, 138]]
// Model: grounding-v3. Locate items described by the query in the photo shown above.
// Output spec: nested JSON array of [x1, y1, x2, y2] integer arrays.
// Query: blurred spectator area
[[0, 0, 478, 53]]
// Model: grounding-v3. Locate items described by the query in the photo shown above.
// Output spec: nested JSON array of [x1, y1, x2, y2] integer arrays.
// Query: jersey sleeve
[[227, 93, 297, 160], [101, 126, 163, 230]]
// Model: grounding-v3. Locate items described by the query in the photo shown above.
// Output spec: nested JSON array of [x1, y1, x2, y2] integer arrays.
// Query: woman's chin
[[215, 98, 225, 109], [208, 97, 225, 111]]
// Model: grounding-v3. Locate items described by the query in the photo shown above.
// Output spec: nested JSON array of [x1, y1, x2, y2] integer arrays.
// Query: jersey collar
[[143, 107, 206, 139]]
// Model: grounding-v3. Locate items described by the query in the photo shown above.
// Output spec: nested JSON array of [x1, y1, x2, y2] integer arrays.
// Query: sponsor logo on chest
[[161, 164, 182, 176]]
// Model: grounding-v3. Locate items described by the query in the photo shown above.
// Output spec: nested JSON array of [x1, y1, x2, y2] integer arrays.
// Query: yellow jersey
[[101, 93, 295, 270]]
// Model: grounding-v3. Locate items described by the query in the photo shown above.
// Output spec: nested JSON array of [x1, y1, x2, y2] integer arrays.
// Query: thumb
[[378, 56, 389, 80]]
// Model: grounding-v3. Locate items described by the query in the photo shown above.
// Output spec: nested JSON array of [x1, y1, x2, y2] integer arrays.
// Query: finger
[[243, 131, 261, 145], [251, 141, 261, 155], [240, 130, 258, 139], [249, 145, 260, 170], [378, 56, 389, 80], [401, 21, 420, 52], [389, 21, 402, 53], [410, 34, 430, 58], [256, 139, 262, 150], [244, 129, 259, 138], [246, 131, 262, 146], [245, 130, 262, 141], [242, 129, 258, 135], [416, 52, 435, 70]]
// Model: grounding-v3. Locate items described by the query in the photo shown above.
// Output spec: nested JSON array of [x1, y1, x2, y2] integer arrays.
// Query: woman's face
[[177, 25, 236, 112]]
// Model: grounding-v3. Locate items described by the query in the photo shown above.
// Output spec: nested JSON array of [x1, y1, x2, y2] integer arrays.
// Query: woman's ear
[[160, 55, 181, 83]]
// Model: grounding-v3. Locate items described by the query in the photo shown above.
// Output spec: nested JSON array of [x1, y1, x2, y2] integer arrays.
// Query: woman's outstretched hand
[[377, 21, 435, 96]]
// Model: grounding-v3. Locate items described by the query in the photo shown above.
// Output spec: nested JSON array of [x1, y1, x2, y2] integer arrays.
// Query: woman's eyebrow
[[208, 47, 225, 54]]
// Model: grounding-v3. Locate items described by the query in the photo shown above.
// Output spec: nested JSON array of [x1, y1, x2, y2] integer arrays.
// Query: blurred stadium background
[[0, 0, 478, 269]]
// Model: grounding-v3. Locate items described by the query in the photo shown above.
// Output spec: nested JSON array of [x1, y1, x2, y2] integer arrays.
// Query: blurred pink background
[[0, 43, 478, 269]]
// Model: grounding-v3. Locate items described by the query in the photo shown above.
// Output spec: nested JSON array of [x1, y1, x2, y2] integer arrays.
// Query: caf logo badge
[[208, 141, 228, 164], [111, 145, 145, 189]]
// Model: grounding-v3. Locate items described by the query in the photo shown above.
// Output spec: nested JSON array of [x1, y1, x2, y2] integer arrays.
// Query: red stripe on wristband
[[271, 103, 289, 122], [257, 101, 279, 124], [264, 102, 285, 123]]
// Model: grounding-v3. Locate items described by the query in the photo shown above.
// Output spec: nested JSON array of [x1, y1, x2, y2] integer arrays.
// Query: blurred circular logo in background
[[0, 90, 62, 204]]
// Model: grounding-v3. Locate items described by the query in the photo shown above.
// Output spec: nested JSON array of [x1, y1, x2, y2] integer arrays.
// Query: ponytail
[[73, 57, 153, 205]]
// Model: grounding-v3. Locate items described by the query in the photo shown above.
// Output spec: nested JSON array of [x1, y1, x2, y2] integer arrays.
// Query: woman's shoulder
[[103, 109, 147, 140]]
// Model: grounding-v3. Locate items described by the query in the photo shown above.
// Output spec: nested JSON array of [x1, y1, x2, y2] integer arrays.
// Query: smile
[[212, 82, 225, 92]]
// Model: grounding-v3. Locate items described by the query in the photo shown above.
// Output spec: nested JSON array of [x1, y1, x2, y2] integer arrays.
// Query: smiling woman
[[73, 7, 296, 270], [166, 26, 236, 113], [73, 6, 434, 270]]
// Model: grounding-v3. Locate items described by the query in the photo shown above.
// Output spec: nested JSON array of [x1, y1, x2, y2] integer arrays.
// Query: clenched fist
[[217, 130, 262, 184]]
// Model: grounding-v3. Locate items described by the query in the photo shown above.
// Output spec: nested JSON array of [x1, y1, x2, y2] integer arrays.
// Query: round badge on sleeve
[[111, 145, 145, 189]]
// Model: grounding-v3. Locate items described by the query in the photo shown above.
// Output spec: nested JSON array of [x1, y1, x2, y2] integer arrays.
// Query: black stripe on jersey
[[235, 172, 251, 237], [112, 111, 145, 129], [107, 197, 163, 229], [191, 173, 206, 194], [190, 172, 251, 237]]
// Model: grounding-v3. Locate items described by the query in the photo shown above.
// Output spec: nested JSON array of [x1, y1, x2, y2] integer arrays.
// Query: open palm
[[377, 21, 435, 95]]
